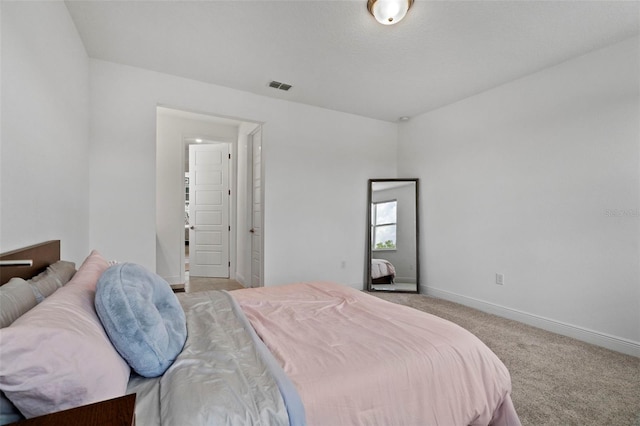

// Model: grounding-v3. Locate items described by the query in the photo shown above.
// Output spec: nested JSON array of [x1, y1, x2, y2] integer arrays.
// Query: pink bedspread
[[371, 258, 396, 279], [232, 282, 520, 426]]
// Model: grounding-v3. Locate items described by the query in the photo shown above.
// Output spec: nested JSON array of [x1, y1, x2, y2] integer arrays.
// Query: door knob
[[190, 226, 195, 230], [249, 228, 255, 233]]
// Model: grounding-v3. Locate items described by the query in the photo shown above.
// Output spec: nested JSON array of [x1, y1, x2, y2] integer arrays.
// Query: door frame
[[180, 134, 237, 284], [248, 126, 264, 287]]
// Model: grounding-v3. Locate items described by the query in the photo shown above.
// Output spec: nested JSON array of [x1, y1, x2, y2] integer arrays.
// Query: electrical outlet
[[496, 273, 504, 285]]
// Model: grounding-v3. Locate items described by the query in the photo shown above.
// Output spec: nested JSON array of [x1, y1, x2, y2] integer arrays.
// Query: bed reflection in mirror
[[367, 179, 419, 293]]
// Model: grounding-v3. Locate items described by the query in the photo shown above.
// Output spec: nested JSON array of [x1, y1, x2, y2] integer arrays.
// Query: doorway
[[155, 106, 263, 289]]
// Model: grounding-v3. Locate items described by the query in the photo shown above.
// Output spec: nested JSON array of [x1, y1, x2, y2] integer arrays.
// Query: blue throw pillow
[[0, 391, 24, 425], [95, 263, 187, 378]]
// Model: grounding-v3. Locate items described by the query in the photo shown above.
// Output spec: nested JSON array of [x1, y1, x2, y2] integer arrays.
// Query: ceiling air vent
[[268, 80, 293, 91]]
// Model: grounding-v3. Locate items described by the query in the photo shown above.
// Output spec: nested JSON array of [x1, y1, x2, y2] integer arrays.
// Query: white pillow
[[0, 251, 130, 418]]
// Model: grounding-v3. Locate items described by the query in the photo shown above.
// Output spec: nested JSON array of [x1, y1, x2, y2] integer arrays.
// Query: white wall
[[89, 59, 397, 288], [399, 37, 640, 355], [0, 2, 90, 263], [156, 110, 239, 284], [4, 1, 636, 356]]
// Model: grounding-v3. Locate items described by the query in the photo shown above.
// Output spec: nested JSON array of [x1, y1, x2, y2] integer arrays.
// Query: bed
[[0, 241, 521, 425], [371, 258, 395, 284]]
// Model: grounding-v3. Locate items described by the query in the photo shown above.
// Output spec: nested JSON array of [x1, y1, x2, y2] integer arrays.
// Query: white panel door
[[189, 143, 230, 277], [250, 129, 263, 287]]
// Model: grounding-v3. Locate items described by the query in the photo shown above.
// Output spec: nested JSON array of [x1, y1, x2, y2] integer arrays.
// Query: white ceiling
[[65, 1, 639, 122]]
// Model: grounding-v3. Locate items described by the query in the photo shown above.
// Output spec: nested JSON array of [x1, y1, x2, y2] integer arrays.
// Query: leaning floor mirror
[[367, 178, 420, 293]]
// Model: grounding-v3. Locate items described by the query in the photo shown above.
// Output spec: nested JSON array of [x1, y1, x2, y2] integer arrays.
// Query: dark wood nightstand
[[9, 394, 136, 426]]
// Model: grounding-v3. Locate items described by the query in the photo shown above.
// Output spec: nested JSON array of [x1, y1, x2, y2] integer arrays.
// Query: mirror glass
[[367, 179, 419, 293]]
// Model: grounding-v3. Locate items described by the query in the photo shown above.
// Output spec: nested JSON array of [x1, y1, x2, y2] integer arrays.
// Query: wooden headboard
[[0, 240, 61, 285]]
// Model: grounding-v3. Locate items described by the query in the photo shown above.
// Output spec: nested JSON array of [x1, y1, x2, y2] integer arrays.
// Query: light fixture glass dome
[[367, 0, 413, 25]]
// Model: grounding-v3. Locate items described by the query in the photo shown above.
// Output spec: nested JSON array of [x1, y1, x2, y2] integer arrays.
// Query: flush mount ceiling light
[[367, 0, 414, 25]]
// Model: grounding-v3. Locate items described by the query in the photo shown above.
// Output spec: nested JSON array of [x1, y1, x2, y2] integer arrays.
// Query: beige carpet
[[370, 292, 640, 426]]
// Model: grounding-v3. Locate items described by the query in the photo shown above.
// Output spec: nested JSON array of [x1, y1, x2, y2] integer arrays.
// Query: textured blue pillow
[[95, 263, 187, 378]]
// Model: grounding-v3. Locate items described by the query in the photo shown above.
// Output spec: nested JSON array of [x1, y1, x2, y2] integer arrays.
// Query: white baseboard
[[164, 275, 182, 285], [422, 285, 640, 357], [236, 273, 247, 287], [345, 282, 365, 291]]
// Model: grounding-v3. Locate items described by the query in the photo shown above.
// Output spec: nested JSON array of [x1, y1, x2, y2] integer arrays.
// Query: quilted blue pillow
[[95, 263, 187, 378]]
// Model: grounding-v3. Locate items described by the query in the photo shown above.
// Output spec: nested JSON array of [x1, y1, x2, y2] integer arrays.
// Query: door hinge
[[228, 153, 231, 159], [228, 189, 231, 195], [228, 261, 231, 267], [228, 225, 231, 231]]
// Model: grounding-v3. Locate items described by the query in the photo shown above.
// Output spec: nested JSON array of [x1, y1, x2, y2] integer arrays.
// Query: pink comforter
[[232, 282, 520, 426], [371, 258, 396, 279]]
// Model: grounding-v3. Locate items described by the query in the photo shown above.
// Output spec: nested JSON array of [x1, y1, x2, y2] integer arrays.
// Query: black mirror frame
[[366, 178, 420, 293]]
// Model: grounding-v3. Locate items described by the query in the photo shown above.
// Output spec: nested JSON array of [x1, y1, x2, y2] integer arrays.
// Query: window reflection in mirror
[[372, 200, 397, 250], [367, 179, 419, 293]]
